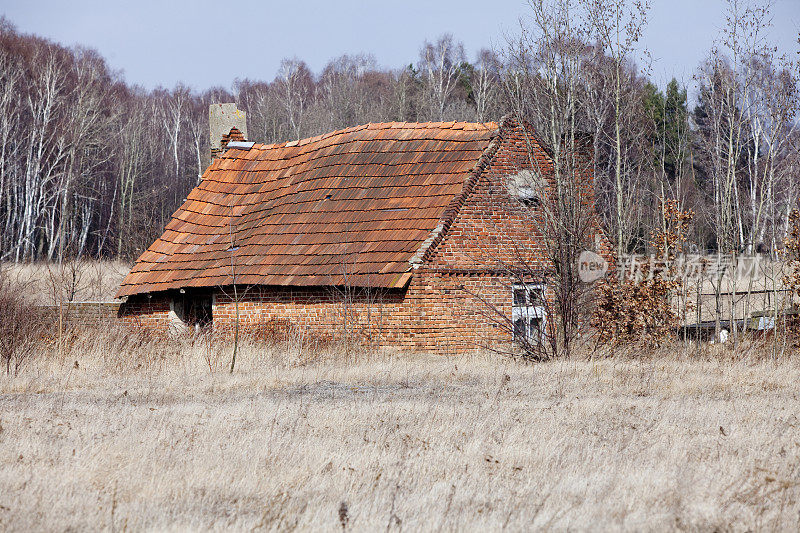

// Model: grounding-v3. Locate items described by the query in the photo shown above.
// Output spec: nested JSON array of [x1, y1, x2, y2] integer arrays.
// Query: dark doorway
[[173, 292, 213, 331]]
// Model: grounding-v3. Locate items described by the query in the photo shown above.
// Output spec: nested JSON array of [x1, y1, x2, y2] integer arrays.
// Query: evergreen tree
[[643, 78, 689, 182], [662, 79, 689, 181]]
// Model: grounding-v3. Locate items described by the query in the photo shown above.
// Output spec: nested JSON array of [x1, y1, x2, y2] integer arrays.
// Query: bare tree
[[500, 0, 611, 358], [693, 0, 783, 254], [582, 0, 650, 256], [235, 79, 285, 143], [740, 41, 799, 252], [418, 34, 466, 121], [275, 58, 314, 140], [314, 54, 378, 132], [471, 49, 502, 122], [157, 85, 190, 188]]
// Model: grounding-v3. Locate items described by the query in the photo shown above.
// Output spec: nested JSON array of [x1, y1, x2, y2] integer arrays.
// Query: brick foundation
[[118, 295, 171, 329]]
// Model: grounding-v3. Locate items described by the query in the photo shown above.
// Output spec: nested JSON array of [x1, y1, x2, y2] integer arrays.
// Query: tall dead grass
[[1, 260, 129, 305], [1, 328, 799, 531]]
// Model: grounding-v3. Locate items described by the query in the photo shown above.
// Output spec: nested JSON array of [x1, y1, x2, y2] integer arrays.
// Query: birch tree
[[18, 50, 68, 260], [275, 58, 314, 140], [582, 0, 650, 256], [470, 49, 502, 122], [418, 34, 466, 121]]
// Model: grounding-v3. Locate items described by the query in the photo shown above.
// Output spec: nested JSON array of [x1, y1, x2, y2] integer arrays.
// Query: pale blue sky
[[1, 0, 798, 92]]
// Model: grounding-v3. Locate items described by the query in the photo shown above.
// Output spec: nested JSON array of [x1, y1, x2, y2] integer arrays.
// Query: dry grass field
[[1, 260, 130, 304], [1, 335, 799, 531]]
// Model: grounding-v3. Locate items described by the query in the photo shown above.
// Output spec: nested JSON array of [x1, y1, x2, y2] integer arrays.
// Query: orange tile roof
[[117, 121, 499, 297]]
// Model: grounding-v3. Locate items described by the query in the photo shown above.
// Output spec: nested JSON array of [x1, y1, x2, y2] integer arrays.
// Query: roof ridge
[[230, 121, 500, 153]]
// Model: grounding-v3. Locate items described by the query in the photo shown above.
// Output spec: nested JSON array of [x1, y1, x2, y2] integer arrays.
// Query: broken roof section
[[117, 121, 500, 297]]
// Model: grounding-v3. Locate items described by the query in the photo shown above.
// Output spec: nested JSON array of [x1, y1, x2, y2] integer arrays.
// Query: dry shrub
[[593, 200, 693, 348], [0, 269, 49, 375], [593, 275, 680, 346]]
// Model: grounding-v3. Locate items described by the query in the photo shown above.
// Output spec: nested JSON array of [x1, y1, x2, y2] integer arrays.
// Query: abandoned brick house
[[117, 111, 608, 354]]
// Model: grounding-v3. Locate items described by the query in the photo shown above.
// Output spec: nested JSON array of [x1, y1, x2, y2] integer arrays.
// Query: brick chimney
[[220, 127, 245, 151], [209, 103, 248, 159]]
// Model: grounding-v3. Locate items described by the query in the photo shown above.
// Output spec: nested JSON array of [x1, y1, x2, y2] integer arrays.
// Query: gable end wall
[[398, 123, 556, 352]]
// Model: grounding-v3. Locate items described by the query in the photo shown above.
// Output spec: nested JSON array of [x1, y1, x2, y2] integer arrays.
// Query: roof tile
[[118, 121, 498, 297]]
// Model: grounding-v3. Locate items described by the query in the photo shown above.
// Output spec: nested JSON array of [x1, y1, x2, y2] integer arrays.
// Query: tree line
[[0, 0, 797, 264]]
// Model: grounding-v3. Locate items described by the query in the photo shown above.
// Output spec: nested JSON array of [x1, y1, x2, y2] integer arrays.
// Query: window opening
[[512, 283, 546, 344], [186, 296, 213, 329], [517, 187, 541, 208], [507, 170, 545, 208]]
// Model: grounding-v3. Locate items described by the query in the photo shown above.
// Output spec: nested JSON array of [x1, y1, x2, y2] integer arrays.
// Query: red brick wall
[[118, 121, 611, 354], [115, 275, 518, 354], [206, 273, 513, 354], [118, 295, 171, 330], [401, 270, 514, 353], [429, 123, 553, 272], [212, 286, 411, 347], [396, 120, 612, 352]]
